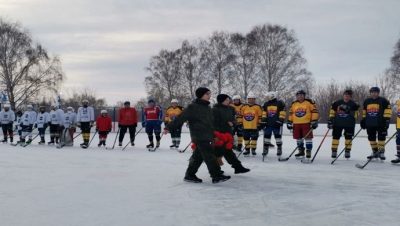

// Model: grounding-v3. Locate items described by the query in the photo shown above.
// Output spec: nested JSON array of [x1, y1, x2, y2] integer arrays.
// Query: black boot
[[243, 149, 250, 156], [234, 164, 250, 174], [331, 151, 337, 158], [184, 174, 203, 183], [212, 174, 231, 184]]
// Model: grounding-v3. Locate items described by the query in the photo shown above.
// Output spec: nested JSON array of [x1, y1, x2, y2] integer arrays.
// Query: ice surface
[[1, 125, 399, 226]]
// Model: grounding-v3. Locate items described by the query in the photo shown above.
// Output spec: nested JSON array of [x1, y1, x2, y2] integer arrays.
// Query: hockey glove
[[34, 124, 38, 129], [287, 122, 293, 130], [384, 119, 390, 130], [311, 121, 318, 129], [327, 119, 333, 129], [275, 119, 284, 127], [360, 119, 366, 130]]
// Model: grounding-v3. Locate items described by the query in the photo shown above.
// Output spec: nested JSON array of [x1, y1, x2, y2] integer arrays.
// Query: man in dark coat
[[164, 87, 231, 184], [213, 94, 250, 174]]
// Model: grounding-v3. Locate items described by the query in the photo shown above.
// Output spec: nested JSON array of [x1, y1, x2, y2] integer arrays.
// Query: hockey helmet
[[296, 90, 306, 96], [101, 109, 108, 114], [171, 99, 179, 104], [247, 92, 256, 99], [232, 95, 241, 101], [369, 87, 380, 93]]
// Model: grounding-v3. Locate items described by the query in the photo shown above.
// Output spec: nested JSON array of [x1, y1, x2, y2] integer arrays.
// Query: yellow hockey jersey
[[240, 104, 262, 129], [164, 106, 184, 123], [230, 103, 244, 124], [397, 100, 400, 129], [289, 99, 319, 124]]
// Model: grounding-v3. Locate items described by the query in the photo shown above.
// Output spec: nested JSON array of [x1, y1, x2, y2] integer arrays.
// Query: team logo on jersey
[[367, 104, 379, 117], [295, 108, 307, 118], [336, 109, 349, 118], [244, 113, 255, 121]]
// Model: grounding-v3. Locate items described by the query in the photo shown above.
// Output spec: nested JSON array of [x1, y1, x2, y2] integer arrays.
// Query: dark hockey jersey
[[329, 100, 359, 127], [362, 97, 391, 127]]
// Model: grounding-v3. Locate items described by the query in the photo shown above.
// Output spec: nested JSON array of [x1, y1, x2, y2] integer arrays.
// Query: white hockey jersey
[[49, 109, 64, 125], [0, 110, 15, 124], [21, 111, 37, 126], [63, 111, 77, 128], [36, 112, 50, 128], [77, 106, 94, 123]]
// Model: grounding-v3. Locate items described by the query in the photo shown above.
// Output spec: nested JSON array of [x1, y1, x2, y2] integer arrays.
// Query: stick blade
[[355, 163, 364, 169]]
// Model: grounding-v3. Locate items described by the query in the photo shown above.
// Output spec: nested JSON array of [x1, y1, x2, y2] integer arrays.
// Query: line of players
[[1, 87, 400, 163], [229, 87, 400, 163], [0, 100, 96, 148], [0, 99, 179, 150]]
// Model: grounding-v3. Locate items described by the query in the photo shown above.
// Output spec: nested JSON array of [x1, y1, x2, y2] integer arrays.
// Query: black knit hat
[[195, 87, 210, 99], [217, 94, 230, 103], [124, 101, 130, 105]]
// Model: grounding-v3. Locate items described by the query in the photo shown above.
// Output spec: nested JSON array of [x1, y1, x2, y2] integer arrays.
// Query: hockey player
[[360, 87, 391, 160], [230, 95, 244, 151], [15, 110, 23, 142], [328, 90, 360, 159], [118, 101, 138, 146], [164, 87, 230, 183], [164, 99, 184, 149], [96, 110, 112, 147], [391, 99, 400, 164], [77, 100, 95, 148], [261, 91, 286, 157], [142, 99, 163, 149], [19, 105, 37, 144], [0, 104, 15, 143], [287, 90, 319, 160], [48, 105, 64, 145], [213, 94, 250, 174], [60, 107, 77, 147], [35, 106, 50, 144], [240, 92, 263, 156]]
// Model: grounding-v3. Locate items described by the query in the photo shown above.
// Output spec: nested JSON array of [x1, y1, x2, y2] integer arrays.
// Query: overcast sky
[[1, 0, 399, 104]]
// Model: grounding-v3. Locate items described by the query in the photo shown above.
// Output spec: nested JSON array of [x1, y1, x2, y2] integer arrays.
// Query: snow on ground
[[1, 125, 400, 226]]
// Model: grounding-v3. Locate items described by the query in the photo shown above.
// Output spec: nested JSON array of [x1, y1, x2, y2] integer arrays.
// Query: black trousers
[[215, 146, 242, 169], [119, 125, 137, 143], [1, 123, 13, 139], [185, 140, 222, 178], [332, 126, 355, 140]]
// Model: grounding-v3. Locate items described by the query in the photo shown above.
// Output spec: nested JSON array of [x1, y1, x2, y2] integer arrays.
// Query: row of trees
[[145, 24, 400, 122], [145, 24, 313, 107]]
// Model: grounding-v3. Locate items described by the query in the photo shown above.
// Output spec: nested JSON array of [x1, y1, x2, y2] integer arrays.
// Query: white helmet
[[247, 92, 256, 99], [232, 95, 241, 101], [171, 99, 178, 104], [67, 106, 74, 112], [26, 104, 33, 110], [3, 103, 10, 108], [101, 109, 107, 114], [265, 91, 278, 100]]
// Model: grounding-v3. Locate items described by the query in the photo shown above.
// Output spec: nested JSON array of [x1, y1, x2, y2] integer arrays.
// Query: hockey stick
[[355, 131, 398, 169], [178, 141, 192, 153], [279, 129, 314, 162], [73, 132, 82, 140], [331, 128, 362, 165], [122, 127, 143, 151], [106, 128, 120, 150], [22, 133, 40, 147], [303, 128, 330, 163]]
